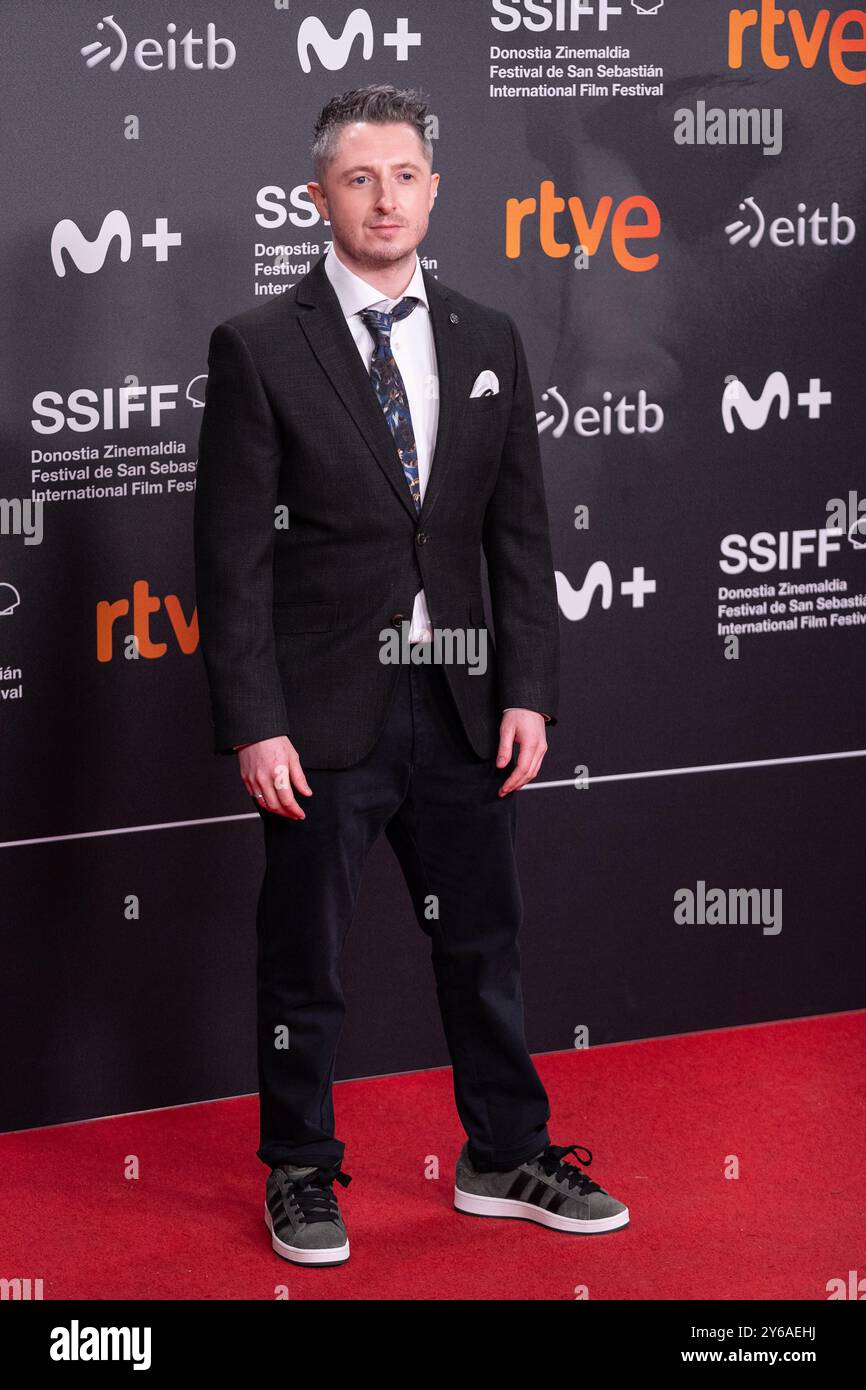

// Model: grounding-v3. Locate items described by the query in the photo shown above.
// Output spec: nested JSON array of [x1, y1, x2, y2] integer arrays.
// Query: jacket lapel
[[294, 254, 467, 525]]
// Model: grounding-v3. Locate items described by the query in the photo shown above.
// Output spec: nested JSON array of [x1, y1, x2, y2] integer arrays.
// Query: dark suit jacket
[[193, 252, 559, 767]]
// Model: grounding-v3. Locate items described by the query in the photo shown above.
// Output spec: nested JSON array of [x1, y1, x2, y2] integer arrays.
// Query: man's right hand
[[235, 736, 312, 819]]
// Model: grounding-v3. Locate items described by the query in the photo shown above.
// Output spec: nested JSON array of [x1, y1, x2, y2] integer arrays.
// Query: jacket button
[[390, 612, 405, 625], [416, 531, 428, 545]]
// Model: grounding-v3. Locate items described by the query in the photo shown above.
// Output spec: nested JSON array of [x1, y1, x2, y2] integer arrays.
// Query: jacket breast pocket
[[465, 393, 502, 413], [272, 600, 339, 633]]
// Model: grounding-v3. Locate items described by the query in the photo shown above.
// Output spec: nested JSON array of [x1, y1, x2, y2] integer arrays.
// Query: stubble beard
[[337, 221, 424, 272]]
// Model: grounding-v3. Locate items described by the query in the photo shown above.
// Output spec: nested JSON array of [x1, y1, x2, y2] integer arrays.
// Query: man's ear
[[307, 181, 328, 218]]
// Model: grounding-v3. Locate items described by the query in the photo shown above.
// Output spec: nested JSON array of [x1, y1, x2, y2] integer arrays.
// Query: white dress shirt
[[321, 242, 547, 722]]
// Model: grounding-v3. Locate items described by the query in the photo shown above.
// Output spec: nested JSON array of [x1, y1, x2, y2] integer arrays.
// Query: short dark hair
[[311, 83, 434, 185]]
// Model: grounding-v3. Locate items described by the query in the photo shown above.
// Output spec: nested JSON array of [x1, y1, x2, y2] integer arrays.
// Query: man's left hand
[[496, 709, 548, 795]]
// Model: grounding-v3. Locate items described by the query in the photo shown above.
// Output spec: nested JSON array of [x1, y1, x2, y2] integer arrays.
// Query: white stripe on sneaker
[[264, 1200, 350, 1265], [453, 1186, 629, 1233]]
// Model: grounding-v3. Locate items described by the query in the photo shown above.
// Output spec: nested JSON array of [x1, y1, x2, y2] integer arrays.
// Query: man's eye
[[352, 172, 413, 185]]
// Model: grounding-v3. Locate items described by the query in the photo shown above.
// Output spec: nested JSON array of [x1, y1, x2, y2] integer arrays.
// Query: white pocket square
[[469, 369, 499, 398]]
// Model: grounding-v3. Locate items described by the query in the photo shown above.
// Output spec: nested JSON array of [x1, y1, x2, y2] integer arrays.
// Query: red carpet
[[2, 1012, 864, 1300]]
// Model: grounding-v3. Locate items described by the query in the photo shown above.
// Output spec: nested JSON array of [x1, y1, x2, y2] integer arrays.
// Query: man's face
[[308, 120, 438, 271]]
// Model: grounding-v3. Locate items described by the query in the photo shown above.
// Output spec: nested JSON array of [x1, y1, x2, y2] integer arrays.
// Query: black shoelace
[[278, 1163, 352, 1226], [537, 1143, 605, 1196]]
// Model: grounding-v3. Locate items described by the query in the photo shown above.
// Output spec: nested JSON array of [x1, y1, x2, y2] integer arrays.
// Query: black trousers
[[254, 659, 551, 1173]]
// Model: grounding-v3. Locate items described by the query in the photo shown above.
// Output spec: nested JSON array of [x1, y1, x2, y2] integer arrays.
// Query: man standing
[[194, 84, 627, 1265]]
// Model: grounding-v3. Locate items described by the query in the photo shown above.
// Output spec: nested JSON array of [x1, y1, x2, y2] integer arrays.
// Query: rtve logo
[[297, 8, 420, 72], [51, 211, 181, 277], [81, 13, 236, 70], [506, 180, 660, 269], [96, 581, 198, 663], [728, 2, 866, 84]]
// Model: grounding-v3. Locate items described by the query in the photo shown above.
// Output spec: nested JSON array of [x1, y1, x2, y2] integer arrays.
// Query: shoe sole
[[264, 1200, 350, 1265], [453, 1185, 629, 1233]]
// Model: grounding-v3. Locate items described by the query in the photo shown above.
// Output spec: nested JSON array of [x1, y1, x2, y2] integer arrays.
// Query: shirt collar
[[323, 242, 429, 321]]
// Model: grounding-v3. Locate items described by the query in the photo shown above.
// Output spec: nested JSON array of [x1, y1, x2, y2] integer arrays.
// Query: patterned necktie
[[359, 297, 421, 511]]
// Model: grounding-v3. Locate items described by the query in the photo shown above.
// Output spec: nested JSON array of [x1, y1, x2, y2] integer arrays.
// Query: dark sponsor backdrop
[[1, 1, 863, 1130]]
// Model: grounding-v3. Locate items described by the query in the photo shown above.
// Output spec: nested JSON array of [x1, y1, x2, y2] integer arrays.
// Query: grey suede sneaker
[[264, 1161, 351, 1265], [454, 1142, 629, 1234]]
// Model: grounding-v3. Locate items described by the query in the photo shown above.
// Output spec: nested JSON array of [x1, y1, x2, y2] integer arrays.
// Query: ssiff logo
[[491, 1, 659, 33]]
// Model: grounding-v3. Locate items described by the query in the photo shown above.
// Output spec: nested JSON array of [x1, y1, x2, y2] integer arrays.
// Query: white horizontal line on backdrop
[[1, 747, 864, 848]]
